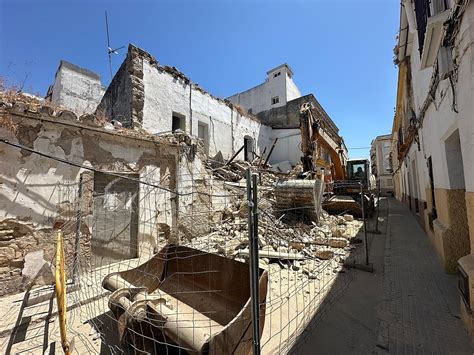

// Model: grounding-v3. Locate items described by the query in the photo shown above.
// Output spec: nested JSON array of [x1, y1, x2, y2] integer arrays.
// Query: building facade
[[391, 0, 474, 333], [370, 134, 393, 196], [96, 44, 347, 176], [227, 64, 348, 175], [227, 63, 302, 115]]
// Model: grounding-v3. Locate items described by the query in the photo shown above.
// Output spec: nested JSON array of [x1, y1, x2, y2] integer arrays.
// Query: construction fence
[[0, 153, 383, 354]]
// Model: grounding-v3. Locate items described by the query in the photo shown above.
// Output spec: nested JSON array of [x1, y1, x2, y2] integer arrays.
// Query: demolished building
[[0, 44, 368, 355], [0, 44, 349, 293]]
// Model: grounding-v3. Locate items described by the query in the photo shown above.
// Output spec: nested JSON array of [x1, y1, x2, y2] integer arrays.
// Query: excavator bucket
[[102, 244, 268, 354], [322, 195, 363, 216]]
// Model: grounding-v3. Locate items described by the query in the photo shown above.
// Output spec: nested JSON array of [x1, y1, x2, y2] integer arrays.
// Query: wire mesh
[[1, 154, 373, 354]]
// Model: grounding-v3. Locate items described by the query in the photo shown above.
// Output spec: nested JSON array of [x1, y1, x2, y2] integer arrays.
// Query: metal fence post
[[360, 182, 369, 266], [374, 180, 381, 232], [246, 169, 261, 354], [367, 180, 382, 235], [73, 174, 82, 283]]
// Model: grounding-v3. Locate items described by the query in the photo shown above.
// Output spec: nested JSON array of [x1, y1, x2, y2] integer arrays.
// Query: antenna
[[105, 11, 125, 80]]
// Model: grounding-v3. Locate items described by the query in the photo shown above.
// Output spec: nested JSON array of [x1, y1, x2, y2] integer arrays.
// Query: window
[[349, 163, 366, 180], [438, 45, 453, 79], [414, 0, 430, 55], [273, 71, 281, 78], [197, 121, 209, 155], [445, 129, 465, 189], [172, 112, 185, 132], [431, 0, 447, 15], [414, 0, 448, 56], [244, 136, 254, 162], [271, 96, 279, 105]]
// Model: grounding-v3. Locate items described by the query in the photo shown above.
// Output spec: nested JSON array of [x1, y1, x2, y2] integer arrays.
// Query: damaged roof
[[127, 44, 262, 123], [0, 90, 197, 147]]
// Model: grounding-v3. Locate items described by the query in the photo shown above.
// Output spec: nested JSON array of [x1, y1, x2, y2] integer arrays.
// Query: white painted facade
[[47, 61, 106, 116], [268, 129, 302, 167], [370, 134, 393, 194], [227, 64, 302, 115], [393, 0, 474, 200], [141, 58, 273, 162]]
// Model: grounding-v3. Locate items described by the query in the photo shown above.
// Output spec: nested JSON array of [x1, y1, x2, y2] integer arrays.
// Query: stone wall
[[432, 188, 471, 272], [96, 54, 134, 127]]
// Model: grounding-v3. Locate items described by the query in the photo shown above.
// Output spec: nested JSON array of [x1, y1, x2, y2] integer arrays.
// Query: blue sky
[[0, 0, 399, 159]]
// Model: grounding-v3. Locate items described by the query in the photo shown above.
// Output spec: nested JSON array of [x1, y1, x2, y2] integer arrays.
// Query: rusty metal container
[[103, 244, 268, 354]]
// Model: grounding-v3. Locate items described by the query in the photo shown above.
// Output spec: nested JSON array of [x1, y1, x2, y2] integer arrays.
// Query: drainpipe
[[231, 109, 235, 155], [189, 83, 193, 135]]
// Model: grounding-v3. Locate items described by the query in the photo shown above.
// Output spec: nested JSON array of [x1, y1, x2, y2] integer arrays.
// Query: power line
[[0, 138, 234, 198]]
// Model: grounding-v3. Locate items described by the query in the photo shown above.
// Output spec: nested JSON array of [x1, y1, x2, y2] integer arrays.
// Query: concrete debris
[[22, 250, 54, 285], [236, 249, 305, 260], [271, 161, 292, 173], [185, 171, 364, 280], [343, 214, 354, 222], [314, 249, 335, 260], [207, 158, 281, 185]]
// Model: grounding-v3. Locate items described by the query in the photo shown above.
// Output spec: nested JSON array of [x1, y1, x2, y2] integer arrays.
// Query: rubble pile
[[207, 158, 281, 186], [184, 182, 364, 280]]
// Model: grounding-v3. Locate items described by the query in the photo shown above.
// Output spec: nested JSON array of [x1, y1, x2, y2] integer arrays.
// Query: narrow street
[[291, 198, 473, 354]]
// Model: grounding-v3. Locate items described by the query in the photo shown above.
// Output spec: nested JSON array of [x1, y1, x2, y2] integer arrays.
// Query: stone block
[[314, 249, 334, 260], [328, 238, 348, 248]]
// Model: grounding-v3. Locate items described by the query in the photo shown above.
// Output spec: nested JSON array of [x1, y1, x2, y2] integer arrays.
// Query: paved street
[[292, 198, 473, 354]]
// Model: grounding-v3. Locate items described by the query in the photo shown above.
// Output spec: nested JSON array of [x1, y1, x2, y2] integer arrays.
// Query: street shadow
[[287, 198, 388, 354], [5, 286, 55, 354]]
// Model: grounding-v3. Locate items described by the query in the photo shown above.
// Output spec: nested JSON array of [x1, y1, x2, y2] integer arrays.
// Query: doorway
[[92, 172, 139, 266], [244, 136, 254, 162]]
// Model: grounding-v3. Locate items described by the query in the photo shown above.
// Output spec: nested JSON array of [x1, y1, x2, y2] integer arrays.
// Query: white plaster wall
[[227, 66, 302, 115], [138, 166, 176, 257], [143, 59, 190, 134], [286, 74, 302, 102], [190, 87, 233, 158], [0, 119, 177, 234], [52, 66, 105, 115], [0, 126, 81, 225], [142, 59, 273, 161], [268, 129, 302, 166], [232, 114, 273, 161], [409, 3, 474, 193], [228, 71, 289, 114]]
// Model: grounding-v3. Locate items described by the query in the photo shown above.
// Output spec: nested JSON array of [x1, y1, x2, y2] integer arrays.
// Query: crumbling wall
[[0, 108, 189, 294], [140, 51, 273, 160], [50, 61, 106, 115], [96, 44, 146, 128]]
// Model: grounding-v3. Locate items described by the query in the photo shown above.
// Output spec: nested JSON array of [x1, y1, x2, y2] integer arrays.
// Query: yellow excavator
[[298, 102, 375, 217]]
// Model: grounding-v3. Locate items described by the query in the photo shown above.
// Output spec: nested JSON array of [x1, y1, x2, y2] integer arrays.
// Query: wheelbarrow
[[102, 244, 268, 354]]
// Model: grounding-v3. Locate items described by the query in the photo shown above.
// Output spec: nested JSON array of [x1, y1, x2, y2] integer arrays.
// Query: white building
[[391, 0, 474, 334], [227, 63, 302, 115], [43, 45, 346, 174], [227, 63, 347, 170], [46, 60, 106, 115], [95, 45, 346, 172], [370, 134, 393, 196]]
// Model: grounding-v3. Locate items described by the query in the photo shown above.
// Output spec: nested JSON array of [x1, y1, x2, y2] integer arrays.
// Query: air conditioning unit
[[420, 10, 450, 69]]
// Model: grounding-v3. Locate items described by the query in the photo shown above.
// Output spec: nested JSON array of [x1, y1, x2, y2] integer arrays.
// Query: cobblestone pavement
[[377, 198, 472, 354]]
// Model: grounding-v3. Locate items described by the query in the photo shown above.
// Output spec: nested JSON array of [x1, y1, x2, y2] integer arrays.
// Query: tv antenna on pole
[[105, 11, 124, 80]]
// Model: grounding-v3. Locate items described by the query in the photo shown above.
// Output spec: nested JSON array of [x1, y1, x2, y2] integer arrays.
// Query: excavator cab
[[346, 159, 370, 189]]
